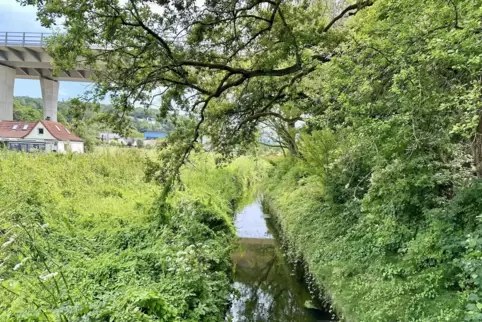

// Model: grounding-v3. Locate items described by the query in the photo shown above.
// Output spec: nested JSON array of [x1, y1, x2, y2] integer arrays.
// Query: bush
[[0, 150, 263, 321], [263, 140, 479, 321]]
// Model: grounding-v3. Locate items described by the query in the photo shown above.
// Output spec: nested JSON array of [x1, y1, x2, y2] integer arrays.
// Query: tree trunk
[[473, 114, 482, 177]]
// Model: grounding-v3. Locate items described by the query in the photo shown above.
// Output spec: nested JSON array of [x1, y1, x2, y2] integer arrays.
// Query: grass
[[0, 150, 265, 321], [262, 158, 468, 322]]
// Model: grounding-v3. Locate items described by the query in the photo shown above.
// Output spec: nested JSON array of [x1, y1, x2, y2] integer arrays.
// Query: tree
[[20, 0, 373, 178], [13, 101, 42, 121], [129, 129, 144, 139]]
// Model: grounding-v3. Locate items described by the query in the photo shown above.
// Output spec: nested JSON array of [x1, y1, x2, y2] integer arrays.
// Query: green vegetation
[[0, 150, 262, 321], [13, 96, 173, 136], [16, 0, 482, 320], [264, 157, 478, 321], [261, 1, 482, 320]]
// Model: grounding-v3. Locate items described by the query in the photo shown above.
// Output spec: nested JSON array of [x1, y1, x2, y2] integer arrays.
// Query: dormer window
[[12, 125, 18, 130], [22, 125, 28, 131], [38, 128, 44, 135]]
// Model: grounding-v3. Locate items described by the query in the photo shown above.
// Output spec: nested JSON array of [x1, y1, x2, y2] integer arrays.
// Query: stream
[[226, 200, 336, 322]]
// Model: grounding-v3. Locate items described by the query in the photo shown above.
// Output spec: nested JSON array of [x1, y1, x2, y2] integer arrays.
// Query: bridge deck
[[0, 32, 93, 82]]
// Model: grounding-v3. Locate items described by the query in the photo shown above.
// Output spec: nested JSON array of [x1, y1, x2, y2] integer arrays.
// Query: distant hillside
[[13, 96, 173, 134]]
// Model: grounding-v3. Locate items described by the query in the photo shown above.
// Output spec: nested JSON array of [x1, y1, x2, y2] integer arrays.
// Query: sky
[[0, 0, 93, 101]]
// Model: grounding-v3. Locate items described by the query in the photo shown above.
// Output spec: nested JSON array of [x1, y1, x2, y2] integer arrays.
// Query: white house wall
[[57, 141, 65, 153], [23, 122, 56, 140], [69, 141, 84, 153]]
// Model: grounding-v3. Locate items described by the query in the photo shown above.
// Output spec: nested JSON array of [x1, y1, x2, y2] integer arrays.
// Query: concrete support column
[[40, 77, 59, 122], [0, 65, 16, 121]]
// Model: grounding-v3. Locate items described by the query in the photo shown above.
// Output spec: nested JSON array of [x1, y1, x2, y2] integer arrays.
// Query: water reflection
[[234, 202, 272, 239], [228, 201, 335, 322]]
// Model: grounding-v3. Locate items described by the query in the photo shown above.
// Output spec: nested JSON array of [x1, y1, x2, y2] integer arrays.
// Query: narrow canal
[[226, 200, 336, 322]]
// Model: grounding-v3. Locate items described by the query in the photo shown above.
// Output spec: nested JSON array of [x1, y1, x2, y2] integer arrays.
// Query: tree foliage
[[18, 0, 482, 319], [20, 0, 374, 175], [263, 0, 482, 320]]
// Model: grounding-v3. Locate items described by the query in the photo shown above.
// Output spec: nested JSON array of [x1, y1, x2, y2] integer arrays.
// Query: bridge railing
[[0, 32, 52, 47]]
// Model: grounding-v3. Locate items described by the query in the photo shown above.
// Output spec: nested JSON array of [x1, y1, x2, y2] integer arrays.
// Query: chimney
[[46, 116, 51, 121]]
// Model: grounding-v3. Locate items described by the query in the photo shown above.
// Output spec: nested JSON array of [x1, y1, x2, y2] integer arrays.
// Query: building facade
[[0, 120, 84, 153]]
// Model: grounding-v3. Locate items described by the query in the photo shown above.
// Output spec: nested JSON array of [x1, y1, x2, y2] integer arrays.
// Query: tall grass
[[0, 150, 264, 321]]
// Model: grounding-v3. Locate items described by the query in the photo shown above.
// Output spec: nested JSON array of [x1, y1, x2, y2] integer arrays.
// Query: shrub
[[0, 150, 263, 321]]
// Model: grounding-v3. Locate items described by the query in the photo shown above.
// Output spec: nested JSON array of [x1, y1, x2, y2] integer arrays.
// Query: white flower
[[1, 237, 15, 248], [13, 257, 29, 271], [41, 224, 49, 229], [39, 272, 58, 282]]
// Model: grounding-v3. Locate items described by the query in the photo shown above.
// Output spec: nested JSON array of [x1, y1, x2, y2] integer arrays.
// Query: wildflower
[[41, 223, 49, 229], [1, 237, 15, 248], [13, 257, 29, 271], [39, 272, 58, 282]]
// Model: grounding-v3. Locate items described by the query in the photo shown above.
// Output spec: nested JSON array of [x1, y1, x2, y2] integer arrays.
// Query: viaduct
[[0, 32, 94, 122]]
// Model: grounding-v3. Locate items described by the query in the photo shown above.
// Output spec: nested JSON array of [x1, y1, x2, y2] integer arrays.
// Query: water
[[227, 200, 336, 322]]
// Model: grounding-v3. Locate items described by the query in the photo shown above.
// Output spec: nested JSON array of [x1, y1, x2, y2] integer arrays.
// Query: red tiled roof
[[0, 121, 37, 138], [0, 120, 83, 142], [40, 121, 83, 142]]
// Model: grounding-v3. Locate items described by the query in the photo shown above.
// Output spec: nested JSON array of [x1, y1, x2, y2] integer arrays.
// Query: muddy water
[[226, 200, 336, 322]]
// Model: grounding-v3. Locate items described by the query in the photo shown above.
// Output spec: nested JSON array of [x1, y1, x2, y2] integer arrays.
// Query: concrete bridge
[[0, 32, 94, 121]]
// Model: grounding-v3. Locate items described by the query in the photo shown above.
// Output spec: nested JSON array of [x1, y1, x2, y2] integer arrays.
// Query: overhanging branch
[[323, 0, 374, 32]]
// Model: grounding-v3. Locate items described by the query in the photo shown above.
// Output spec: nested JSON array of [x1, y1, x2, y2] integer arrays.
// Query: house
[[125, 138, 138, 147], [98, 132, 137, 146], [0, 120, 84, 153], [98, 132, 121, 142], [143, 131, 167, 140]]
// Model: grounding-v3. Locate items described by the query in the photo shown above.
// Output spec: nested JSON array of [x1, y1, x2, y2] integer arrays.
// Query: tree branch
[[243, 112, 302, 124], [323, 0, 374, 32], [128, 0, 175, 60], [278, 7, 301, 65], [178, 60, 301, 77], [259, 141, 287, 149]]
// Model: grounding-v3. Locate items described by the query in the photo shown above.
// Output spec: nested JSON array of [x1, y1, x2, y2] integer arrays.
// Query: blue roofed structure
[[144, 131, 167, 140]]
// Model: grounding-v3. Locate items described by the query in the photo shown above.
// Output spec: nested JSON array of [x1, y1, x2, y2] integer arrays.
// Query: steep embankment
[[0, 150, 261, 321], [263, 157, 482, 322]]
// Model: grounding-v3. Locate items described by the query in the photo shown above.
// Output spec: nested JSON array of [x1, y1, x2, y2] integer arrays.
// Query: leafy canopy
[[19, 0, 373, 175]]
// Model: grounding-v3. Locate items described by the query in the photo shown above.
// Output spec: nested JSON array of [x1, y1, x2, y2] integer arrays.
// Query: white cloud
[[0, 1, 50, 32]]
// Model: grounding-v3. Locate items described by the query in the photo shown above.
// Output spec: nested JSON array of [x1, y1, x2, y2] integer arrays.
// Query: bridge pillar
[[0, 65, 16, 121], [40, 78, 59, 122]]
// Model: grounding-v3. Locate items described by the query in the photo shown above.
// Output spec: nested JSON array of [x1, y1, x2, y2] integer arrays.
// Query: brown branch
[[259, 141, 288, 149], [228, 2, 280, 60], [128, 0, 175, 60], [447, 0, 463, 30], [237, 14, 272, 23], [178, 60, 301, 77], [156, 76, 211, 95], [243, 112, 302, 124], [278, 7, 301, 65], [235, 0, 278, 13], [176, 97, 211, 175], [323, 0, 374, 32]]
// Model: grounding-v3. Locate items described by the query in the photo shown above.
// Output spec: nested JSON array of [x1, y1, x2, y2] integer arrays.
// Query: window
[[22, 124, 28, 131], [12, 125, 18, 130], [38, 128, 44, 135], [55, 125, 61, 131], [65, 128, 71, 134]]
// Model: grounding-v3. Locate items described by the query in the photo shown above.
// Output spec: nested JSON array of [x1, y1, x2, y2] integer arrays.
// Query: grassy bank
[[263, 156, 482, 322], [0, 150, 261, 321]]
